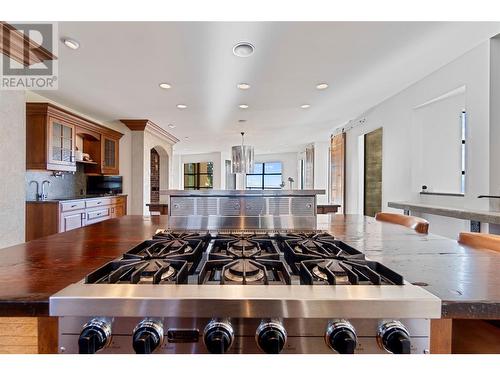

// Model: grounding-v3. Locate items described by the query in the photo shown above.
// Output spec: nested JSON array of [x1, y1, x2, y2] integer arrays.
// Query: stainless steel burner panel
[[56, 317, 432, 354], [50, 229, 441, 354]]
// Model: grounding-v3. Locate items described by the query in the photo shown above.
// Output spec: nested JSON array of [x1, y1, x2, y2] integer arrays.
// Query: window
[[184, 162, 214, 190], [246, 162, 283, 189]]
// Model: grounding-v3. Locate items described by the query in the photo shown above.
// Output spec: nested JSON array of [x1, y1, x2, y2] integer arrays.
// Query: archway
[[150, 145, 169, 203]]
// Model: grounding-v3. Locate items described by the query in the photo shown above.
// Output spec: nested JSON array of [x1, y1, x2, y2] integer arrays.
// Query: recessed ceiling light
[[316, 83, 329, 90], [62, 38, 80, 50], [238, 119, 247, 123], [239, 104, 249, 109], [237, 83, 251, 90], [300, 104, 311, 109], [177, 104, 187, 109], [233, 42, 255, 57], [159, 83, 171, 89], [168, 124, 176, 129]]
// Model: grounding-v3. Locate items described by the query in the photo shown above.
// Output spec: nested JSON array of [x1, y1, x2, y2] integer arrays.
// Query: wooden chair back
[[375, 212, 429, 234], [458, 232, 500, 252]]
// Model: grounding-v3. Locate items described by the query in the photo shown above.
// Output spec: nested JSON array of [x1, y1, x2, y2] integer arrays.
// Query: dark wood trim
[[120, 119, 179, 143], [0, 22, 57, 67], [120, 119, 149, 131], [147, 203, 168, 215], [28, 102, 123, 140], [37, 317, 58, 354], [430, 319, 452, 354]]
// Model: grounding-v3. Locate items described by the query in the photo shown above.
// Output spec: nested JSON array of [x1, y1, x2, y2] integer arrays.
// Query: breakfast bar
[[0, 214, 499, 353]]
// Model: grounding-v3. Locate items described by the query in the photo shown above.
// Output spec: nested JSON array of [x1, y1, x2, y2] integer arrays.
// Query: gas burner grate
[[198, 258, 293, 285], [85, 258, 189, 284], [300, 258, 404, 285]]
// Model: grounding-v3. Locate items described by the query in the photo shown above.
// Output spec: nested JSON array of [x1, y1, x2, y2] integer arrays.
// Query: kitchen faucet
[[41, 180, 51, 200], [29, 180, 42, 200]]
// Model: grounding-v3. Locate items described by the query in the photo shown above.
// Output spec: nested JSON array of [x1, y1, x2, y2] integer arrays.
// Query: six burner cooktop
[[85, 231, 404, 286]]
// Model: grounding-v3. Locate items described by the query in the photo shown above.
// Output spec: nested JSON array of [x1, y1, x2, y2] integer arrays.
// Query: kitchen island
[[0, 215, 499, 353]]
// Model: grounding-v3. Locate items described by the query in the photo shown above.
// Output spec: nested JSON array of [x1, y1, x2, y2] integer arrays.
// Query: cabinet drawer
[[111, 196, 126, 205], [61, 200, 86, 212], [86, 198, 111, 208], [60, 210, 85, 232], [86, 208, 110, 221]]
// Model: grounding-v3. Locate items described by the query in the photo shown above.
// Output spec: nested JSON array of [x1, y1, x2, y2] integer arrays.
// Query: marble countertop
[[1, 214, 499, 318], [26, 194, 127, 203], [388, 201, 500, 224]]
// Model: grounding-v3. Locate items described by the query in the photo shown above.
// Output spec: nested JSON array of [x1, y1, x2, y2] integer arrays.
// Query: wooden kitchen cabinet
[[26, 195, 127, 241], [101, 136, 119, 175], [27, 103, 123, 174], [26, 103, 77, 172]]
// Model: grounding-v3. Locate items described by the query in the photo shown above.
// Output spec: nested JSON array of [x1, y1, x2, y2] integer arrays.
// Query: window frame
[[183, 162, 214, 190], [246, 162, 283, 190]]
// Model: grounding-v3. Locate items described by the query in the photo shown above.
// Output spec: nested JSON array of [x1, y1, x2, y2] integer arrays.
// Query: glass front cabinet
[[48, 117, 76, 171], [101, 136, 119, 175], [26, 103, 123, 174]]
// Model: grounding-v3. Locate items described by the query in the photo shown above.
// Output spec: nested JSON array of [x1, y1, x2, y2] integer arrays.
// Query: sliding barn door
[[364, 128, 383, 217], [330, 133, 346, 213]]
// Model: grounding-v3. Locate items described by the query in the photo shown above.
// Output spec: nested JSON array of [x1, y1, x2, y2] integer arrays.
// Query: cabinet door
[[101, 136, 119, 175], [61, 211, 85, 232], [48, 117, 76, 170]]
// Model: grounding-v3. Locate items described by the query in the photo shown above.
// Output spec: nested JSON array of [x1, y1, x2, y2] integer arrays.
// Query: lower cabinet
[[26, 195, 127, 241], [60, 210, 86, 232]]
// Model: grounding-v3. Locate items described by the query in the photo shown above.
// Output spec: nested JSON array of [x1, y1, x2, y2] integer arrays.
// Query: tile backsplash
[[25, 164, 87, 200]]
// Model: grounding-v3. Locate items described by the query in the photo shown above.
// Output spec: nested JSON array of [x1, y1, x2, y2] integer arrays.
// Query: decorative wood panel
[[364, 128, 383, 217], [0, 317, 57, 354], [330, 133, 346, 213]]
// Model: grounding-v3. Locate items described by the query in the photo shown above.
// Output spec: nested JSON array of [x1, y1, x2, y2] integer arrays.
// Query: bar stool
[[375, 212, 429, 234], [458, 232, 500, 252]]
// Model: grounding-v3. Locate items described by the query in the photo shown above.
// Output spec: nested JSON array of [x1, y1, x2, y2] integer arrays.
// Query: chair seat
[[375, 212, 429, 234], [458, 232, 500, 252]]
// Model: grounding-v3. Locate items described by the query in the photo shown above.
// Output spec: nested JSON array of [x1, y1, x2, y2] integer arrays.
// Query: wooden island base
[[0, 317, 57, 354]]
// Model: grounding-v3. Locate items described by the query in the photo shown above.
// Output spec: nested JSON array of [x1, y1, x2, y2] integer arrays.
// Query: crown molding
[[120, 119, 179, 144]]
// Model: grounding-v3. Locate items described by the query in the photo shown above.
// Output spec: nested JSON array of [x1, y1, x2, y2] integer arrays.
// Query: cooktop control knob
[[325, 320, 357, 354], [256, 320, 287, 354], [203, 319, 234, 354], [78, 318, 112, 354], [377, 321, 411, 354], [132, 319, 164, 354]]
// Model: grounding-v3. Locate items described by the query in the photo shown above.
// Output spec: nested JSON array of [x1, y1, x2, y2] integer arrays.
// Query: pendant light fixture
[[231, 132, 255, 174]]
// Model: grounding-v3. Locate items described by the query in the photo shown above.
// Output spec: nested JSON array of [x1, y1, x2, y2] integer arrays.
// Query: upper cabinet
[[49, 117, 75, 169], [101, 136, 119, 175], [26, 103, 123, 175]]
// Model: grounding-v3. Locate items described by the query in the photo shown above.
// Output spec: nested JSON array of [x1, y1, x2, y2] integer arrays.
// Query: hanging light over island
[[231, 132, 254, 174]]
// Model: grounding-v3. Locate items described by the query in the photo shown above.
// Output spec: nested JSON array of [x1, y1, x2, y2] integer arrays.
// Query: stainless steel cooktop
[[50, 230, 441, 355]]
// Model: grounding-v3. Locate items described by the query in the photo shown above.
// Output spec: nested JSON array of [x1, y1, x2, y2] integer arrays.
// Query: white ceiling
[[37, 22, 500, 154]]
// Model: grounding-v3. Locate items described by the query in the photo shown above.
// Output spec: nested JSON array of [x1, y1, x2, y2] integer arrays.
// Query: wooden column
[[430, 318, 453, 354]]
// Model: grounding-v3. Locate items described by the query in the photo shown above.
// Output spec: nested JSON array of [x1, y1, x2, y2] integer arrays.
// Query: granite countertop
[[388, 201, 500, 224], [160, 189, 326, 197], [0, 214, 499, 319], [26, 194, 127, 203]]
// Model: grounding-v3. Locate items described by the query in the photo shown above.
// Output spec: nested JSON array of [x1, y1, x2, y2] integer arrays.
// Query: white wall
[[313, 142, 330, 204], [254, 152, 300, 189], [341, 41, 492, 238], [0, 91, 26, 249]]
